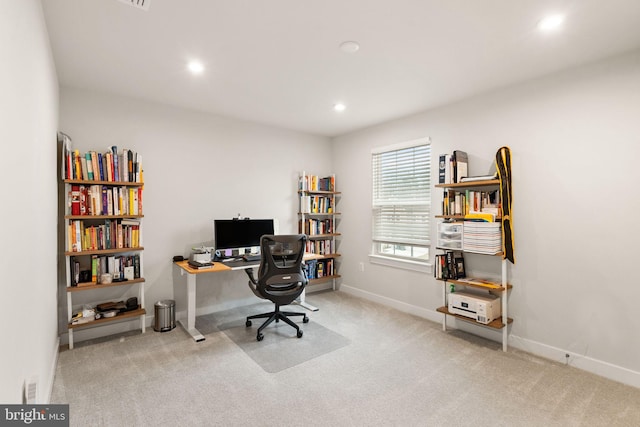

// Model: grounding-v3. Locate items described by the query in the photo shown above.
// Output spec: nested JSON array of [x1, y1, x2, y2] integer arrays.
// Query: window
[[371, 138, 431, 267]]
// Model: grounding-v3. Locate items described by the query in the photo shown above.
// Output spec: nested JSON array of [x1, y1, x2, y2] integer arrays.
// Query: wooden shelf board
[[298, 212, 341, 216], [436, 306, 512, 329], [67, 278, 145, 292], [435, 179, 500, 189], [64, 179, 143, 187], [304, 253, 341, 260], [298, 190, 341, 195], [435, 215, 502, 220], [68, 307, 146, 329], [65, 214, 144, 220], [308, 274, 340, 284], [65, 247, 144, 256], [306, 233, 341, 239], [436, 278, 512, 291]]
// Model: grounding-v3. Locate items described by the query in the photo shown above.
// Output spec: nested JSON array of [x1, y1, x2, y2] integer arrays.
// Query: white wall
[[0, 0, 59, 403], [333, 49, 640, 388], [58, 88, 332, 343]]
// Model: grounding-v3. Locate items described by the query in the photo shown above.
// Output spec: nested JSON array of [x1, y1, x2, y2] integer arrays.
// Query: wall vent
[[117, 0, 150, 11], [25, 379, 37, 404]]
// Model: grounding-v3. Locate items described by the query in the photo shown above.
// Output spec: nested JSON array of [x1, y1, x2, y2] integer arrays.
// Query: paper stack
[[463, 222, 502, 254]]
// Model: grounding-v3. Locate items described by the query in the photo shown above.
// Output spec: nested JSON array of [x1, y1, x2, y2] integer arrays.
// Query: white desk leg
[[296, 288, 319, 312], [178, 271, 206, 342]]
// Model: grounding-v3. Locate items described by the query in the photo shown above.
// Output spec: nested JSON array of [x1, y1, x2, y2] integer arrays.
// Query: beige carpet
[[52, 291, 640, 427], [198, 303, 350, 373]]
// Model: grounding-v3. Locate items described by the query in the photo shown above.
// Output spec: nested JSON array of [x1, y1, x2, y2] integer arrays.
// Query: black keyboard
[[242, 254, 261, 262]]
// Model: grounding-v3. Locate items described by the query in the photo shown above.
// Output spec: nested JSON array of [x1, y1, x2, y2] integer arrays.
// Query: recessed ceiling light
[[334, 103, 346, 112], [538, 14, 565, 32], [187, 60, 204, 75], [339, 41, 360, 53]]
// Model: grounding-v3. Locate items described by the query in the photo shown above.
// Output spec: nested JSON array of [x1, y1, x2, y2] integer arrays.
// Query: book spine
[[66, 150, 72, 180], [74, 150, 82, 179], [111, 146, 119, 182], [90, 152, 98, 182], [135, 153, 142, 183], [128, 150, 134, 182], [133, 254, 140, 278], [105, 152, 112, 182], [107, 189, 113, 215], [85, 152, 94, 180], [70, 185, 81, 215], [101, 186, 108, 215], [109, 152, 115, 182], [80, 157, 88, 180], [119, 151, 126, 182], [97, 153, 104, 181], [91, 255, 98, 283]]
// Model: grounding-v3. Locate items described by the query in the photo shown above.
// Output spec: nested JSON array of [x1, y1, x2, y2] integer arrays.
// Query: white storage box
[[437, 222, 463, 250]]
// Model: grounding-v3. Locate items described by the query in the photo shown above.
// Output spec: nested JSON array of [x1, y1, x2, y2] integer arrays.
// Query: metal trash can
[[154, 300, 176, 332]]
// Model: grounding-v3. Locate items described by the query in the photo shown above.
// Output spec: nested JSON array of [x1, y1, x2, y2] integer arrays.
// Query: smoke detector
[[117, 0, 150, 11]]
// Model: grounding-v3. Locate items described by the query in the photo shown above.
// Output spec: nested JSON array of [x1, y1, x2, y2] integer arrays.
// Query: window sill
[[368, 254, 432, 274]]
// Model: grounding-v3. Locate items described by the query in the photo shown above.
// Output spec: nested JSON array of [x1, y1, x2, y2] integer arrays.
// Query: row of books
[[300, 195, 335, 214], [69, 184, 142, 216], [299, 174, 336, 192], [304, 239, 336, 256], [438, 150, 468, 184], [434, 251, 466, 280], [70, 254, 141, 286], [304, 259, 334, 280], [299, 218, 334, 235], [64, 145, 142, 183], [442, 189, 500, 217], [67, 219, 141, 252]]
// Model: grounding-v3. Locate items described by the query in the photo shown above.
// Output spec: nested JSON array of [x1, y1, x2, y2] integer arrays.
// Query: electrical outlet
[[359, 262, 365, 272]]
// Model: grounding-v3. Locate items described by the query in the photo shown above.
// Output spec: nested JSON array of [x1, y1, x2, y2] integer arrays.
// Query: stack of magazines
[[463, 222, 501, 254]]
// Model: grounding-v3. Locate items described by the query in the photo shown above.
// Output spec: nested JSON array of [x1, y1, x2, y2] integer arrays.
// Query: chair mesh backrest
[[257, 234, 308, 302]]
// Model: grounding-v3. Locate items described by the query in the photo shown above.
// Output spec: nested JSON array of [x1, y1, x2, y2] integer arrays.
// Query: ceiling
[[41, 0, 640, 137]]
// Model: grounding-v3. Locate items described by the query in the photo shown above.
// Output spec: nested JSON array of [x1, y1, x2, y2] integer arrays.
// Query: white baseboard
[[340, 284, 441, 323], [340, 283, 640, 390], [508, 335, 640, 389]]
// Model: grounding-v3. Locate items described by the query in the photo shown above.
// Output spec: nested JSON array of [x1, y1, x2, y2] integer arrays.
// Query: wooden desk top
[[174, 260, 232, 274], [175, 252, 328, 274]]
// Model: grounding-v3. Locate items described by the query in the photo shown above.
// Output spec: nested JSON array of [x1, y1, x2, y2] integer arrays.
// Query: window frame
[[370, 137, 431, 273]]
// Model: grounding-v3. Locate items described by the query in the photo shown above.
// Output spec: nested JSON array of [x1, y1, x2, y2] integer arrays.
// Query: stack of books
[[188, 260, 213, 270], [463, 222, 501, 254]]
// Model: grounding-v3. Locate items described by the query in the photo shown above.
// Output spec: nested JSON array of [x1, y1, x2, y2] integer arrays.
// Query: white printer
[[448, 291, 501, 325]]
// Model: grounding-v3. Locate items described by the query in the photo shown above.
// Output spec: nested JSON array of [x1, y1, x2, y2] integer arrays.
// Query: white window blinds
[[372, 140, 431, 256]]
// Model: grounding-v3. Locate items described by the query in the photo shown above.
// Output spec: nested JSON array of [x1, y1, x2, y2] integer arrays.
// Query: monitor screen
[[213, 219, 275, 254]]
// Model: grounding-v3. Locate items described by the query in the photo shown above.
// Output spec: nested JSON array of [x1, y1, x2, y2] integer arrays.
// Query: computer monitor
[[213, 219, 275, 257]]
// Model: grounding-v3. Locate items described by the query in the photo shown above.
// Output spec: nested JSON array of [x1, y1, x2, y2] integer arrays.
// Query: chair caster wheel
[[246, 320, 252, 327], [297, 330, 303, 338], [303, 316, 309, 323], [257, 333, 264, 341]]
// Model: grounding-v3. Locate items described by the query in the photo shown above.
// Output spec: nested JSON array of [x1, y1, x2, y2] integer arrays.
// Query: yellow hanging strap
[[496, 146, 515, 264]]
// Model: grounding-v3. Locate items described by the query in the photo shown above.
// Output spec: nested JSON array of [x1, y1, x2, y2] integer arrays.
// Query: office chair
[[245, 234, 309, 341]]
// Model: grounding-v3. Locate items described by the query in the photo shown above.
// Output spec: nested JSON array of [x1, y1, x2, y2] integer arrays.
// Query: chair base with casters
[[245, 303, 309, 341]]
